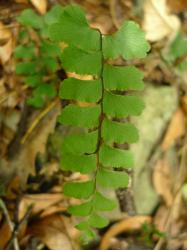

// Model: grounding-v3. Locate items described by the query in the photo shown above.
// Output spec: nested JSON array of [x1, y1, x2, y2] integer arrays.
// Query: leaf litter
[[1, 0, 187, 249]]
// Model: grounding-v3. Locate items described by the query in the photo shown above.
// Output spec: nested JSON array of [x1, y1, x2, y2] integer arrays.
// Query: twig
[[0, 199, 20, 250], [21, 98, 60, 144], [4, 205, 33, 250]]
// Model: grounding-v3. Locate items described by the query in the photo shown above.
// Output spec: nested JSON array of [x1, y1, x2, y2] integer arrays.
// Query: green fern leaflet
[[49, 4, 149, 242]]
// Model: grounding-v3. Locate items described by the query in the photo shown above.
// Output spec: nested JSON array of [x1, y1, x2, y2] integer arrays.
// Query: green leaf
[[58, 105, 100, 128], [14, 44, 35, 59], [17, 9, 44, 29], [25, 75, 43, 87], [40, 41, 61, 57], [62, 131, 98, 154], [63, 180, 95, 199], [97, 169, 129, 188], [68, 201, 92, 216], [61, 153, 96, 173], [102, 119, 139, 144], [27, 83, 56, 107], [59, 78, 102, 102], [88, 213, 109, 228], [76, 221, 96, 244], [60, 46, 102, 75], [42, 57, 58, 72], [93, 192, 117, 211], [177, 60, 187, 71], [103, 64, 144, 91], [169, 32, 187, 61], [103, 21, 150, 60], [103, 92, 145, 118], [99, 144, 134, 168], [49, 4, 100, 51], [16, 62, 37, 75], [44, 5, 64, 25]]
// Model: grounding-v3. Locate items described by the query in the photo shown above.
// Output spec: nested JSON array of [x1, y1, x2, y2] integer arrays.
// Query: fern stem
[[93, 31, 105, 196]]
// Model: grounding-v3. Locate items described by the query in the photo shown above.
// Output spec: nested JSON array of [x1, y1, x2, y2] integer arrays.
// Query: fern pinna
[[48, 5, 150, 241], [16, 4, 150, 242]]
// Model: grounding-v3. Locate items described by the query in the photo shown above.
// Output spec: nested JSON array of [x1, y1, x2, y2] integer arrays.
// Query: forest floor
[[1, 0, 187, 249]]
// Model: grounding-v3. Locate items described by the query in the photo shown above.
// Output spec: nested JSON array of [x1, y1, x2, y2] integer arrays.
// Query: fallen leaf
[[14, 0, 28, 3], [0, 22, 13, 64], [30, 0, 47, 14], [161, 108, 186, 150], [0, 22, 11, 41], [0, 100, 61, 186], [18, 193, 65, 221], [167, 0, 187, 13], [99, 216, 151, 250], [27, 215, 79, 250], [153, 205, 168, 232], [143, 0, 181, 42], [0, 223, 12, 250], [181, 95, 187, 114], [153, 159, 173, 206]]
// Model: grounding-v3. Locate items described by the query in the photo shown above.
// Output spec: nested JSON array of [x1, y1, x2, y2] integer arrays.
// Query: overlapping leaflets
[[15, 7, 62, 107], [49, 4, 149, 242], [16, 4, 149, 242]]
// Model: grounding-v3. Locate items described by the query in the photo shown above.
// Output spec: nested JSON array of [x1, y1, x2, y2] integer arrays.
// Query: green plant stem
[[92, 31, 105, 204]]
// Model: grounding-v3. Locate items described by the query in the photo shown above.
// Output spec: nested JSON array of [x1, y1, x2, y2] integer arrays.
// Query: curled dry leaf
[[18, 193, 65, 221], [30, 0, 47, 14], [143, 0, 181, 42], [0, 22, 13, 64], [0, 39, 13, 65], [27, 215, 79, 250], [153, 159, 173, 206], [161, 108, 186, 151], [100, 216, 151, 250]]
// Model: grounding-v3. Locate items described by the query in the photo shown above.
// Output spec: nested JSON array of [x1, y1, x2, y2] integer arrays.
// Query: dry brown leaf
[[18, 193, 65, 221], [99, 216, 151, 250], [14, 0, 28, 3], [0, 101, 61, 186], [153, 159, 173, 206], [0, 223, 12, 250], [30, 0, 47, 14], [0, 39, 13, 64], [0, 22, 13, 64], [181, 95, 187, 114], [27, 215, 79, 250], [153, 205, 168, 232], [143, 0, 181, 42], [161, 108, 186, 151], [0, 22, 11, 41], [167, 0, 187, 13]]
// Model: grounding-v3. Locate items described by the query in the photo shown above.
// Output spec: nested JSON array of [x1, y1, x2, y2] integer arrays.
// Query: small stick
[[4, 205, 33, 250], [21, 98, 60, 144], [0, 199, 20, 250]]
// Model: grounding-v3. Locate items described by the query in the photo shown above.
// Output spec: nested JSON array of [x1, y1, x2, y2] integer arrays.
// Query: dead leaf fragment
[[143, 0, 181, 42], [161, 108, 186, 150], [0, 39, 13, 64], [30, 0, 47, 14], [153, 159, 173, 206], [0, 22, 13, 64], [18, 193, 65, 221], [100, 216, 151, 250], [167, 0, 187, 13], [27, 215, 76, 250]]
